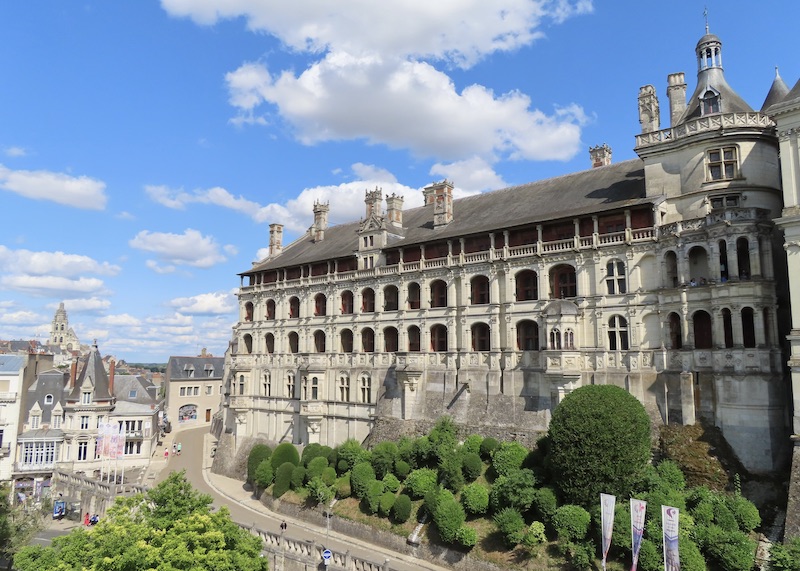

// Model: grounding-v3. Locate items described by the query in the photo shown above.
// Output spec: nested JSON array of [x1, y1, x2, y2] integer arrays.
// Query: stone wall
[[784, 443, 800, 540]]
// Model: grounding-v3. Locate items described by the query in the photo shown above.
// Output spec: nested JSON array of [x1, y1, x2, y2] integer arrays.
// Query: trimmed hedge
[[270, 442, 300, 471]]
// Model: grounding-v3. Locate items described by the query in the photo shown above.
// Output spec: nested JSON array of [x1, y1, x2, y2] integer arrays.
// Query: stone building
[[164, 353, 225, 434], [49, 302, 83, 354], [220, 28, 797, 473]]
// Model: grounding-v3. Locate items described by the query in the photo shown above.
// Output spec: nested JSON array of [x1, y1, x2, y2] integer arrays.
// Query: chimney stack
[[423, 180, 454, 227], [589, 144, 612, 168], [667, 72, 687, 127], [364, 188, 383, 219], [385, 193, 404, 229], [312, 200, 329, 242], [109, 359, 115, 396], [637, 84, 660, 133], [269, 224, 284, 257], [69, 358, 77, 390]]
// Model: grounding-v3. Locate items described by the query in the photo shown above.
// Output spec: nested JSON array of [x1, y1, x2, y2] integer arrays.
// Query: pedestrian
[[164, 448, 169, 460], [172, 443, 177, 455], [280, 520, 287, 533], [84, 512, 89, 526], [177, 442, 182, 456]]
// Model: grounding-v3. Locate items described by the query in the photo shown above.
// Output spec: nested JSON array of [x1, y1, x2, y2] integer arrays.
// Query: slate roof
[[26, 369, 68, 424], [245, 159, 651, 274], [165, 356, 225, 381], [67, 343, 112, 402], [762, 69, 790, 112], [18, 428, 64, 441], [0, 355, 25, 374]]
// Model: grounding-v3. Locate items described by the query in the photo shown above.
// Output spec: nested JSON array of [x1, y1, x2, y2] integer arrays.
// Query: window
[[384, 327, 399, 352], [44, 394, 54, 405], [710, 194, 740, 209], [263, 373, 271, 397], [408, 326, 421, 352], [52, 414, 62, 429], [549, 328, 562, 350], [243, 334, 253, 354], [180, 387, 186, 396], [362, 328, 375, 353], [552, 265, 577, 298], [408, 283, 421, 310], [608, 316, 629, 350], [701, 89, 720, 115], [124, 441, 142, 455], [238, 376, 245, 396], [517, 320, 539, 350], [314, 330, 326, 353], [707, 146, 738, 181], [314, 293, 327, 316], [430, 280, 448, 308], [81, 392, 92, 405], [184, 364, 195, 378], [606, 260, 627, 294], [265, 333, 275, 354], [31, 415, 40, 429], [244, 301, 254, 321], [266, 299, 276, 319], [311, 377, 319, 400], [693, 311, 713, 349], [205, 364, 214, 377], [288, 332, 299, 353], [80, 415, 89, 430], [289, 297, 300, 318], [78, 441, 88, 461], [286, 374, 295, 399], [742, 307, 756, 348], [361, 288, 375, 313], [129, 390, 138, 399], [431, 324, 448, 352], [359, 374, 372, 403], [341, 291, 354, 314], [471, 276, 490, 304], [516, 270, 538, 301], [206, 385, 213, 395], [471, 323, 490, 351], [384, 286, 399, 311], [340, 329, 353, 353], [339, 374, 351, 401]]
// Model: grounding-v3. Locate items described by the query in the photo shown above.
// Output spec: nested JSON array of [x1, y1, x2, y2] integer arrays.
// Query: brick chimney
[[69, 358, 77, 390], [385, 193, 404, 229], [364, 188, 383, 218], [667, 72, 687, 127], [423, 180, 454, 227], [589, 144, 612, 168], [269, 223, 284, 257], [312, 200, 329, 242], [109, 359, 115, 396]]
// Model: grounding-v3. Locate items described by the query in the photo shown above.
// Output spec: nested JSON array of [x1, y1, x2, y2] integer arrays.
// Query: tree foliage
[[547, 384, 651, 507], [270, 442, 300, 471], [247, 444, 272, 483]]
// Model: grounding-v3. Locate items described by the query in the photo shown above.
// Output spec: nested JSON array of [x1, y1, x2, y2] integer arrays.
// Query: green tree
[[350, 462, 376, 499], [392, 494, 412, 523], [494, 507, 526, 547], [254, 459, 274, 489], [403, 468, 438, 499], [461, 483, 490, 516], [489, 468, 537, 513], [552, 504, 591, 542], [491, 441, 529, 477], [307, 477, 334, 506], [145, 469, 213, 530], [547, 384, 651, 507], [270, 442, 300, 471], [336, 439, 370, 472], [370, 441, 398, 479], [247, 444, 272, 483]]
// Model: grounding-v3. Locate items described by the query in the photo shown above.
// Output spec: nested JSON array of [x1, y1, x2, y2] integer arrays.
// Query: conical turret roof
[[762, 68, 790, 111]]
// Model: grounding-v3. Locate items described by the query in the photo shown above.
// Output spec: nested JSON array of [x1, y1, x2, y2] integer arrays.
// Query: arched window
[[515, 270, 538, 301], [288, 332, 299, 354], [737, 237, 751, 279], [286, 373, 295, 399], [238, 375, 246, 395], [314, 330, 326, 353], [608, 316, 629, 350], [289, 297, 300, 318], [471, 323, 490, 351], [361, 328, 375, 353], [688, 246, 710, 284], [564, 328, 575, 350], [44, 394, 54, 405], [243, 334, 253, 354], [516, 320, 539, 350], [701, 89, 720, 115], [693, 310, 713, 349], [266, 299, 276, 319], [668, 313, 682, 349], [384, 327, 399, 352], [606, 260, 627, 294], [244, 302, 254, 321], [549, 328, 562, 350], [338, 373, 350, 401], [359, 374, 372, 403], [551, 265, 577, 298], [362, 288, 375, 313], [340, 329, 353, 353], [718, 241, 729, 282], [722, 309, 733, 348], [265, 333, 275, 354], [742, 307, 756, 348], [431, 324, 448, 352], [665, 251, 679, 287], [430, 280, 448, 308], [384, 286, 399, 311], [314, 293, 327, 316], [408, 326, 421, 352], [408, 282, 421, 310], [263, 372, 271, 396], [341, 291, 354, 314], [471, 275, 490, 305], [302, 376, 320, 400]]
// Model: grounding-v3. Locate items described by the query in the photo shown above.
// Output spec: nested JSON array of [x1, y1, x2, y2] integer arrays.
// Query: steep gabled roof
[[68, 343, 113, 401], [245, 159, 650, 273]]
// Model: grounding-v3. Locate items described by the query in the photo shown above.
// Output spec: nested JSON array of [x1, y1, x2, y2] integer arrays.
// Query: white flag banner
[[630, 498, 647, 571], [600, 493, 616, 571], [661, 505, 680, 571]]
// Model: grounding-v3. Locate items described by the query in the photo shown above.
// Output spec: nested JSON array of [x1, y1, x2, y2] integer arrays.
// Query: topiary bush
[[350, 462, 376, 500], [382, 473, 401, 493], [727, 494, 761, 533], [552, 504, 591, 542], [494, 507, 526, 547], [370, 441, 398, 479], [306, 456, 329, 482], [334, 473, 351, 499], [403, 468, 438, 499], [273, 461, 295, 498], [489, 468, 537, 513], [456, 525, 477, 548], [307, 476, 334, 505], [547, 384, 650, 507], [270, 442, 300, 471], [531, 486, 558, 526], [336, 438, 370, 472], [392, 494, 412, 523], [378, 491, 396, 517], [522, 521, 547, 549], [394, 459, 411, 480], [247, 444, 272, 483], [321, 466, 337, 486], [364, 480, 386, 514], [461, 483, 490, 516], [461, 434, 484, 456], [492, 441, 529, 477], [301, 442, 323, 466], [479, 437, 500, 460], [461, 452, 483, 482], [290, 465, 306, 489], [431, 489, 465, 544], [254, 459, 274, 489], [437, 451, 464, 493]]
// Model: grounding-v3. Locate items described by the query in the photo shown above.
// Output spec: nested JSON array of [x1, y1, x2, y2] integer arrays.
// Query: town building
[[219, 28, 797, 473], [49, 302, 84, 355], [164, 352, 224, 434]]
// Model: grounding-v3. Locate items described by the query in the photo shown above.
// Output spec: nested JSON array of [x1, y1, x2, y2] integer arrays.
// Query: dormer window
[[701, 89, 720, 115], [81, 392, 92, 405], [44, 394, 54, 405], [204, 364, 214, 377], [31, 415, 40, 429], [707, 146, 738, 181]]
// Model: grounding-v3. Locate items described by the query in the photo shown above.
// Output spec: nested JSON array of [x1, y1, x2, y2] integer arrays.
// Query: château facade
[[221, 29, 798, 473]]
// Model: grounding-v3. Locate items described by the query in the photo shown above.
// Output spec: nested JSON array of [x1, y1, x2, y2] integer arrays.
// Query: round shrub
[[492, 441, 529, 477], [334, 473, 351, 499], [522, 521, 546, 549], [306, 456, 329, 481], [461, 434, 484, 456], [254, 459, 274, 489], [432, 489, 465, 544], [456, 525, 477, 548], [636, 538, 662, 571], [532, 486, 558, 525], [392, 494, 412, 523], [336, 438, 370, 471], [270, 442, 300, 471], [273, 462, 295, 498], [378, 491, 396, 517], [413, 436, 433, 466], [461, 483, 490, 516], [703, 526, 756, 571], [494, 507, 526, 547], [489, 468, 537, 513], [365, 480, 386, 514], [404, 468, 438, 499], [247, 444, 272, 483], [370, 441, 398, 479], [552, 504, 591, 542], [547, 384, 650, 507], [321, 466, 337, 486], [461, 452, 483, 482], [337, 459, 350, 474], [480, 437, 500, 460], [350, 462, 376, 499], [382, 473, 401, 493], [301, 442, 323, 466], [438, 452, 464, 493], [394, 459, 411, 480], [290, 465, 306, 489]]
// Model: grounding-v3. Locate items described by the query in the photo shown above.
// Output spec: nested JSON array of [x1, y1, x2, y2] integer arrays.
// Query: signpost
[[322, 548, 332, 566]]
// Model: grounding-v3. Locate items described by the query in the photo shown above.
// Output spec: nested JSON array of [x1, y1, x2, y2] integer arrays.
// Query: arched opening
[[361, 288, 375, 313], [341, 290, 354, 314], [289, 297, 300, 318], [338, 373, 351, 401], [718, 240, 729, 282], [314, 293, 327, 316], [408, 326, 421, 352], [668, 313, 682, 349], [430, 324, 448, 352], [384, 327, 399, 352], [408, 282, 421, 310], [471, 275, 490, 305], [693, 310, 713, 349], [550, 264, 577, 298], [384, 285, 399, 311], [359, 374, 372, 403], [288, 332, 299, 354], [608, 315, 629, 350], [742, 307, 756, 348], [722, 309, 733, 348], [243, 334, 253, 354], [737, 237, 751, 279], [244, 302, 254, 321], [564, 328, 575, 349], [665, 251, 679, 287], [515, 270, 538, 301], [265, 333, 275, 354], [267, 299, 276, 319], [340, 329, 353, 353], [516, 320, 539, 350], [313, 330, 326, 353], [361, 328, 375, 352], [688, 246, 710, 284], [549, 328, 562, 350], [471, 323, 490, 351], [430, 280, 448, 308]]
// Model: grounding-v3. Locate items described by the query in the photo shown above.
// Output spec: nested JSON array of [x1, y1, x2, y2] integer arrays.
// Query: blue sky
[[1, 1, 798, 363]]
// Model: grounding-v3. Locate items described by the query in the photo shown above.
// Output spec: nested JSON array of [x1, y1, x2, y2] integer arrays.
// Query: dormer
[[357, 188, 388, 269]]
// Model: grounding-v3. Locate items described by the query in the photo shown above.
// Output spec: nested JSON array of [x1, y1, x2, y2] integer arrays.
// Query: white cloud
[[4, 147, 27, 157], [1, 275, 106, 297], [129, 229, 232, 269], [0, 164, 107, 209], [53, 298, 112, 313], [0, 310, 48, 325], [145, 260, 176, 274], [0, 246, 120, 277], [96, 314, 142, 327], [169, 292, 237, 315], [429, 157, 506, 193]]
